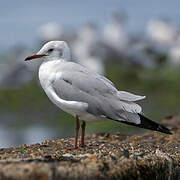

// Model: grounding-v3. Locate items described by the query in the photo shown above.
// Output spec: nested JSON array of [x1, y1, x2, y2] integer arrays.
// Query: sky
[[0, 0, 180, 49]]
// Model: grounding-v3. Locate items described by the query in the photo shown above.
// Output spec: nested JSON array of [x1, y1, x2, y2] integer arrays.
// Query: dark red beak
[[25, 54, 47, 61]]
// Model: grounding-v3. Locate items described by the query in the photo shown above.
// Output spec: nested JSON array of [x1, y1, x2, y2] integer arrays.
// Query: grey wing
[[52, 67, 142, 124], [51, 62, 120, 116], [51, 75, 112, 116], [117, 91, 146, 101], [56, 62, 117, 94], [59, 62, 145, 101]]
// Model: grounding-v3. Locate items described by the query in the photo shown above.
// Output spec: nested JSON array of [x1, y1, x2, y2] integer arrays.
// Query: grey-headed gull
[[25, 41, 172, 148]]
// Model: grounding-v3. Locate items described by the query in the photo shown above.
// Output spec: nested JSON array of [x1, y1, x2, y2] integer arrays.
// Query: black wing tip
[[138, 113, 172, 135], [157, 124, 172, 135]]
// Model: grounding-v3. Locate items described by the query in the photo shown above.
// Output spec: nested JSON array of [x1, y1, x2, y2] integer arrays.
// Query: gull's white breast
[[38, 60, 106, 122]]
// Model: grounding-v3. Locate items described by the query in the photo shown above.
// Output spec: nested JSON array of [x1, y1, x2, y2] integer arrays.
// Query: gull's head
[[25, 41, 71, 62]]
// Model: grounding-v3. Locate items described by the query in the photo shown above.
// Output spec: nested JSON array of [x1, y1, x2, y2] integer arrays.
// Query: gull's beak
[[24, 54, 47, 61]]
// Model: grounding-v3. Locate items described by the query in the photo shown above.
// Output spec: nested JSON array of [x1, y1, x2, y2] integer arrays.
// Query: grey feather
[[117, 91, 146, 101], [51, 62, 142, 124]]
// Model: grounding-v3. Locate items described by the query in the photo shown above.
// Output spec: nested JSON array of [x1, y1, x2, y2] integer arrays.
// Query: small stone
[[123, 149, 130, 158]]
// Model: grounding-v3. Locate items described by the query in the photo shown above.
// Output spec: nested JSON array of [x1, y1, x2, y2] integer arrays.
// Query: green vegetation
[[20, 148, 28, 153], [0, 63, 179, 135], [106, 62, 180, 119]]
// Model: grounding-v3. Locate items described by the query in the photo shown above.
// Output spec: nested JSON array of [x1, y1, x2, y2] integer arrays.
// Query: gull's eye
[[48, 48, 54, 53]]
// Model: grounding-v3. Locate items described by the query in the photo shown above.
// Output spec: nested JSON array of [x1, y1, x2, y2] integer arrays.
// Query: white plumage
[[25, 41, 172, 148]]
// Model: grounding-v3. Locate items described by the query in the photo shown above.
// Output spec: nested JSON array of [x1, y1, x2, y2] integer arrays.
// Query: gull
[[38, 22, 63, 42], [102, 12, 128, 54], [146, 18, 177, 46], [25, 41, 172, 148], [72, 23, 105, 75], [168, 38, 180, 67]]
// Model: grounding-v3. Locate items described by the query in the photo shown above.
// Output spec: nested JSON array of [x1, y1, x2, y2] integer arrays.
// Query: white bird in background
[[146, 18, 177, 47], [127, 40, 156, 68], [102, 12, 128, 54], [38, 22, 63, 42], [168, 39, 180, 67], [0, 48, 34, 89], [25, 41, 172, 148], [72, 23, 105, 75]]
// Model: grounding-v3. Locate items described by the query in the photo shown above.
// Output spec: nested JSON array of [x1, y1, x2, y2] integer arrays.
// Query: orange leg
[[75, 116, 80, 149], [80, 121, 86, 147]]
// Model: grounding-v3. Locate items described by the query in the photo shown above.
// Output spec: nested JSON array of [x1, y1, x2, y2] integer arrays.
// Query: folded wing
[[51, 63, 143, 124], [118, 91, 146, 101]]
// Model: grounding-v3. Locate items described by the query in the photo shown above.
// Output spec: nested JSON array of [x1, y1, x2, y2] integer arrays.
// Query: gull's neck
[[43, 56, 67, 62], [39, 57, 67, 81], [39, 58, 66, 89]]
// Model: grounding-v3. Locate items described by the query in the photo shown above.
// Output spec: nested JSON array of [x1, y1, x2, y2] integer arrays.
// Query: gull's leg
[[75, 115, 80, 149], [80, 121, 86, 147]]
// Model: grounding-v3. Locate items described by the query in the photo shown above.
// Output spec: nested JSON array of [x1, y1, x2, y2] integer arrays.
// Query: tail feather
[[119, 113, 172, 135]]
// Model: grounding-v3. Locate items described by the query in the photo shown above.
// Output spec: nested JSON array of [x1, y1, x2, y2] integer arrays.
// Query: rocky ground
[[0, 116, 179, 180]]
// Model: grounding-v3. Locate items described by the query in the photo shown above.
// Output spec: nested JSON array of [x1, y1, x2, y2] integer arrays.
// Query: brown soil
[[0, 116, 179, 180]]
